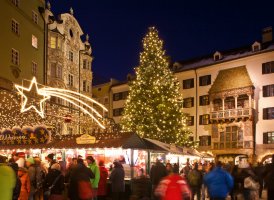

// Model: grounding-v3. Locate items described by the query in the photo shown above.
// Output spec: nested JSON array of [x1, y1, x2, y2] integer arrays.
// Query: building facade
[[44, 4, 94, 135], [0, 0, 45, 89], [108, 28, 274, 163]]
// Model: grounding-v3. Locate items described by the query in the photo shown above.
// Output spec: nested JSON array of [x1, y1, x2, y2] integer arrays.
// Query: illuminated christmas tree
[[121, 27, 191, 145]]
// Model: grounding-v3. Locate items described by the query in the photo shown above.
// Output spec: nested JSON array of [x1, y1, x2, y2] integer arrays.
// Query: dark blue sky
[[51, 1, 274, 82]]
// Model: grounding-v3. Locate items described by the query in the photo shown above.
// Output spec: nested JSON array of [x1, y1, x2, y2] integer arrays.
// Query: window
[[32, 35, 38, 48], [199, 136, 211, 146], [11, 0, 19, 7], [11, 49, 19, 65], [69, 51, 73, 62], [113, 108, 124, 116], [32, 11, 38, 24], [50, 37, 56, 48], [183, 78, 194, 89], [186, 116, 194, 126], [113, 92, 128, 101], [31, 62, 37, 76], [183, 97, 194, 108], [263, 84, 274, 97], [104, 97, 109, 104], [11, 19, 19, 35], [83, 59, 87, 69], [68, 127, 73, 135], [262, 61, 274, 74], [263, 107, 274, 120], [199, 114, 210, 125], [56, 65, 62, 78], [68, 74, 74, 86], [263, 131, 274, 144], [199, 75, 211, 86], [83, 80, 86, 92], [199, 95, 209, 106]]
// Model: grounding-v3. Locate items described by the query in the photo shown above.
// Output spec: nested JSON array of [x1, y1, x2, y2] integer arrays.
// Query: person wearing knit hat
[[26, 157, 35, 165]]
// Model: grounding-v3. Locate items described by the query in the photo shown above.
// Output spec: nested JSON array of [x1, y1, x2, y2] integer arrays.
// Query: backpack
[[187, 170, 201, 186]]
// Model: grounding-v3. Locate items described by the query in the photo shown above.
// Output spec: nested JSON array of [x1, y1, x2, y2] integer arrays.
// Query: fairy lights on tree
[[121, 27, 192, 146]]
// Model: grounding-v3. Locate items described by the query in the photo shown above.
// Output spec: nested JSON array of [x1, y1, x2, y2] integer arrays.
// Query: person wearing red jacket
[[155, 165, 192, 200], [97, 160, 109, 200]]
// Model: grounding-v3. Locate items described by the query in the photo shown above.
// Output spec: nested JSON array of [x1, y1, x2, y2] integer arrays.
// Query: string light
[[121, 27, 192, 146]]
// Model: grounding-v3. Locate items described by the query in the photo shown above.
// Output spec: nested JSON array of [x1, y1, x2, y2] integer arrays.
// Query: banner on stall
[[76, 134, 96, 144], [0, 126, 50, 145]]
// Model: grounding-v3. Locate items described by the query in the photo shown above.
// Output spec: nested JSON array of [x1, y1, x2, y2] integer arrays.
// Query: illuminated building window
[[199, 114, 210, 125], [199, 75, 211, 86], [199, 95, 209, 106], [263, 84, 274, 97], [50, 37, 56, 48], [263, 107, 274, 120], [183, 78, 194, 89], [11, 0, 19, 7], [263, 131, 274, 144], [113, 108, 124, 116], [11, 19, 19, 35], [31, 61, 37, 76], [11, 48, 19, 65], [69, 51, 73, 62], [186, 116, 194, 126], [183, 97, 194, 108], [199, 135, 211, 146], [32, 11, 38, 24], [32, 35, 38, 48], [68, 74, 74, 87], [262, 61, 274, 74]]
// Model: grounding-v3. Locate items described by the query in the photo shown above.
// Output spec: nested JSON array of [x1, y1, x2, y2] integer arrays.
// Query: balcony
[[210, 107, 252, 120]]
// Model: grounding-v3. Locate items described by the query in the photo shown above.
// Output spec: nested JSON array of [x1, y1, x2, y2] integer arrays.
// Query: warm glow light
[[15, 77, 50, 118], [14, 77, 108, 129]]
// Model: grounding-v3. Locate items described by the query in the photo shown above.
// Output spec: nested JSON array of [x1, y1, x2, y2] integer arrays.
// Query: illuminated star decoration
[[15, 77, 50, 118], [14, 77, 108, 129]]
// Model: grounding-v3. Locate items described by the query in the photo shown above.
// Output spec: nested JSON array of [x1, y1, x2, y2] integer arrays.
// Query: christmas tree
[[121, 27, 191, 145]]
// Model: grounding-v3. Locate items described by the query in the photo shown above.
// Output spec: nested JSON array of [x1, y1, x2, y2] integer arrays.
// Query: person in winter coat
[[97, 160, 108, 200], [8, 162, 22, 200], [68, 158, 95, 200], [155, 165, 192, 200], [203, 161, 234, 200], [150, 158, 168, 200], [0, 155, 16, 200], [109, 160, 125, 200], [18, 167, 31, 200], [187, 163, 203, 200], [131, 168, 151, 200], [86, 156, 100, 200], [44, 163, 65, 200], [26, 157, 37, 200], [263, 154, 274, 200]]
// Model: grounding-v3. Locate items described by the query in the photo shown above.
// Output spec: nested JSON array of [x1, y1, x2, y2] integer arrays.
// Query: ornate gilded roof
[[209, 66, 253, 94]]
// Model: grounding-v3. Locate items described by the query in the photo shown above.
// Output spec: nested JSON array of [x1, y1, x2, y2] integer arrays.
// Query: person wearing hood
[[0, 155, 16, 200]]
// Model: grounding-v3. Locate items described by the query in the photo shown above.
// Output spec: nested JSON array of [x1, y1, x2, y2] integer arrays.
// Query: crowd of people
[[0, 152, 274, 200]]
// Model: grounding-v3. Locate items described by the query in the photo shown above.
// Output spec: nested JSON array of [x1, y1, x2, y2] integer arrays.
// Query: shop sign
[[76, 134, 96, 144], [0, 126, 50, 145]]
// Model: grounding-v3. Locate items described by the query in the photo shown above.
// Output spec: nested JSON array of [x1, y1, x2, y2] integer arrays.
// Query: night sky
[[51, 1, 274, 82]]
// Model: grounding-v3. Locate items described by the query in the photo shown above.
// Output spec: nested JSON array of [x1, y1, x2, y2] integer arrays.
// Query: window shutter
[[199, 77, 202, 86], [199, 96, 202, 106], [208, 75, 211, 85], [199, 115, 202, 125], [208, 136, 211, 145], [191, 116, 194, 125], [191, 97, 194, 107], [263, 86, 267, 97], [263, 132, 268, 144]]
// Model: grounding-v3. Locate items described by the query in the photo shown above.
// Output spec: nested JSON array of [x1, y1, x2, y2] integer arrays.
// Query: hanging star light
[[15, 77, 50, 118], [14, 77, 108, 129]]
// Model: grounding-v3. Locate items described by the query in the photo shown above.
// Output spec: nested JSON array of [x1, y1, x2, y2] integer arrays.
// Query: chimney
[[262, 26, 272, 43]]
